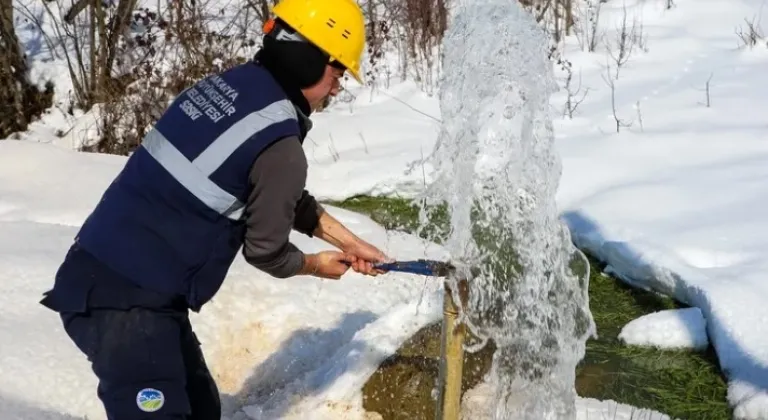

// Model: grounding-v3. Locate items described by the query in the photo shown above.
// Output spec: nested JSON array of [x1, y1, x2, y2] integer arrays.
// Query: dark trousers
[[60, 307, 221, 420]]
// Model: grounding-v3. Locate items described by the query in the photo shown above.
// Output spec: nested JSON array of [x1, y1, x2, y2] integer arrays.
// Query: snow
[[3, 0, 768, 419], [304, 81, 440, 201], [462, 382, 675, 420], [619, 308, 709, 350]]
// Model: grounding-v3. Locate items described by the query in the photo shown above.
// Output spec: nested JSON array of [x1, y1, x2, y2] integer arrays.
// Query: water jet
[[418, 0, 597, 418]]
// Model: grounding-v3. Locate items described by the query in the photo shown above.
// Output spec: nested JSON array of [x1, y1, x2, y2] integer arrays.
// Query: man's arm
[[292, 190, 322, 237], [312, 208, 362, 250], [313, 205, 392, 275], [289, 190, 368, 253], [242, 135, 380, 279], [242, 136, 310, 278]]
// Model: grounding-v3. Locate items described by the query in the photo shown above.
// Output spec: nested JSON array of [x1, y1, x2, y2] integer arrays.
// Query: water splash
[[420, 0, 596, 418]]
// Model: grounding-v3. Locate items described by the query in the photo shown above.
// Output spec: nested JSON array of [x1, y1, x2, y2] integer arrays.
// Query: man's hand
[[300, 251, 356, 280], [345, 239, 390, 276], [310, 207, 393, 277]]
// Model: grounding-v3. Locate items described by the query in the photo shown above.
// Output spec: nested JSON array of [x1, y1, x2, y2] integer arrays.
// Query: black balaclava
[[253, 18, 330, 117]]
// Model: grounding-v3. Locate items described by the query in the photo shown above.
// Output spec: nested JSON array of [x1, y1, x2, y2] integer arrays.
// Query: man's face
[[302, 64, 344, 111]]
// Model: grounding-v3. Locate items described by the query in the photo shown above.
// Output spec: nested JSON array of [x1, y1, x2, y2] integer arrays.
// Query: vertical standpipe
[[435, 275, 469, 420]]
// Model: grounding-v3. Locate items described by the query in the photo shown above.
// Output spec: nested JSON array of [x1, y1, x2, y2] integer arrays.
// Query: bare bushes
[[402, 0, 447, 91], [33, 0, 137, 112], [89, 1, 261, 155], [574, 0, 603, 52], [33, 0, 261, 154], [359, 0, 447, 94], [736, 15, 766, 49], [362, 2, 394, 90], [520, 0, 576, 45]]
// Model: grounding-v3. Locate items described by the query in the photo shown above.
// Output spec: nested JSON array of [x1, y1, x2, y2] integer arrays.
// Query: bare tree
[[0, 0, 53, 139]]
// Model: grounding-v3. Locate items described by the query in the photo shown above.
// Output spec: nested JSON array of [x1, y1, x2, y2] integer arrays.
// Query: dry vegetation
[[3, 0, 608, 152]]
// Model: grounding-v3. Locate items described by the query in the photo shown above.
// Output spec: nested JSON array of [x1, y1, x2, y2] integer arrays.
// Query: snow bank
[[0, 141, 121, 226]]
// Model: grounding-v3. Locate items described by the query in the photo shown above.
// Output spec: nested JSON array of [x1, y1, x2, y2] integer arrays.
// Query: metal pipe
[[435, 277, 469, 420]]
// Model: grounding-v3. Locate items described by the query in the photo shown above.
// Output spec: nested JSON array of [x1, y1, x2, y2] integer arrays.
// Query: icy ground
[[2, 0, 768, 418]]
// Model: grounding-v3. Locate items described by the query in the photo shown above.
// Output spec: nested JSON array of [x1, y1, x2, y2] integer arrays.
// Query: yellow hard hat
[[270, 0, 366, 83]]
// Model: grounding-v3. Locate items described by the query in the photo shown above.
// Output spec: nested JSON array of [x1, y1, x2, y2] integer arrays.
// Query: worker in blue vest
[[39, 0, 387, 418]]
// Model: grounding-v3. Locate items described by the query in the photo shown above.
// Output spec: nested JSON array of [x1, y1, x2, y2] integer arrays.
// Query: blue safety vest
[[74, 62, 303, 311]]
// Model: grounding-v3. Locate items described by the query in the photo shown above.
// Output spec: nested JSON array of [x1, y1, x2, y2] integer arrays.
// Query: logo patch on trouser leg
[[136, 388, 165, 412], [61, 308, 195, 419]]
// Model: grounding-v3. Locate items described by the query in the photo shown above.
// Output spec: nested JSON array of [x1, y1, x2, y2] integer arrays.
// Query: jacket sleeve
[[292, 190, 322, 236], [241, 136, 308, 278]]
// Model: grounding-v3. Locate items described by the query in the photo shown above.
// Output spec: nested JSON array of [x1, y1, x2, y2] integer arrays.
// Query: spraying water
[[420, 0, 596, 418]]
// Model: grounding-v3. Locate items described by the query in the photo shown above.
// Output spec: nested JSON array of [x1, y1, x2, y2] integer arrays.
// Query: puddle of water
[[362, 323, 495, 420]]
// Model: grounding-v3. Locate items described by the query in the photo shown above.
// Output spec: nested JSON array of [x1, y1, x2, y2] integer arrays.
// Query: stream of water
[[420, 1, 596, 418]]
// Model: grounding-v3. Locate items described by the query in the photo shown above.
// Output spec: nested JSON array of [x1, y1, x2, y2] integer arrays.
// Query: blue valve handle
[[373, 259, 454, 277]]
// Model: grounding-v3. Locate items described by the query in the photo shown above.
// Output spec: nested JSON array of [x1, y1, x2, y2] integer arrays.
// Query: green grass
[[328, 195, 732, 420], [579, 256, 731, 419], [330, 195, 450, 242]]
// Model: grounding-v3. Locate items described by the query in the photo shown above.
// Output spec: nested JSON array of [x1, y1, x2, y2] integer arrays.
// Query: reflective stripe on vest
[[141, 98, 298, 221]]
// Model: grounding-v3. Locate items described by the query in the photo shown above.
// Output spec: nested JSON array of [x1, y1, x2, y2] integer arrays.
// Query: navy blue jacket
[[43, 62, 306, 312]]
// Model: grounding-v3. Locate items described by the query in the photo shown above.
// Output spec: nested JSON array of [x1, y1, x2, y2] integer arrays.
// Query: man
[[40, 0, 389, 418]]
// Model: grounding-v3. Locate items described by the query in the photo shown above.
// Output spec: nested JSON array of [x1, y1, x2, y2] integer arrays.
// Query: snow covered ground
[[2, 0, 768, 419]]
